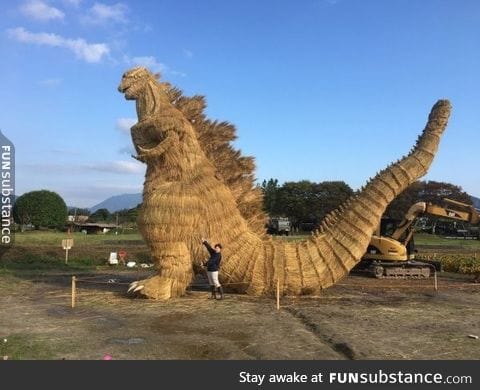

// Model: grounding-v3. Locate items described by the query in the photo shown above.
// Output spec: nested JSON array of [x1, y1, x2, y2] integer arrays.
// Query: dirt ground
[[0, 270, 479, 360]]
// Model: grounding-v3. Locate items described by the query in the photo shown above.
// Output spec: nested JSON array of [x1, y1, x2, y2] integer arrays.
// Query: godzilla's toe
[[127, 281, 138, 293], [128, 281, 144, 293]]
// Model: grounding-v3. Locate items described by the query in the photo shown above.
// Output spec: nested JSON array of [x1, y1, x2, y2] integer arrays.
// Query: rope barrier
[[75, 278, 131, 285], [70, 275, 113, 280], [337, 282, 479, 288], [68, 273, 479, 309]]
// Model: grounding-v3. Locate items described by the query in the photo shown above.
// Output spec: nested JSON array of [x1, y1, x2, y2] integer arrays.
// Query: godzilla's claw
[[127, 281, 144, 293], [137, 145, 149, 153], [131, 154, 146, 163]]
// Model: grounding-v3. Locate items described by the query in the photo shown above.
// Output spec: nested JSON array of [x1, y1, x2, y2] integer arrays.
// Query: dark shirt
[[203, 241, 222, 272]]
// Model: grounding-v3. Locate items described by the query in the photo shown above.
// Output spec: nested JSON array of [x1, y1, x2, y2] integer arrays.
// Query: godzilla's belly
[[138, 181, 206, 245]]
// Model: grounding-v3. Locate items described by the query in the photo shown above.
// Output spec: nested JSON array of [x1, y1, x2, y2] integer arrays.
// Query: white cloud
[[182, 48, 193, 59], [169, 69, 187, 78], [115, 117, 136, 133], [20, 0, 65, 21], [38, 77, 62, 86], [63, 0, 82, 7], [7, 27, 110, 63], [129, 56, 166, 73], [86, 160, 145, 174], [20, 162, 83, 174], [84, 2, 128, 24], [124, 55, 186, 77], [119, 145, 135, 155], [22, 160, 144, 175], [50, 148, 80, 155], [316, 0, 341, 7]]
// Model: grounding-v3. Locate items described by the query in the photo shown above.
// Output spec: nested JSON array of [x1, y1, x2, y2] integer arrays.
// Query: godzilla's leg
[[129, 242, 193, 299]]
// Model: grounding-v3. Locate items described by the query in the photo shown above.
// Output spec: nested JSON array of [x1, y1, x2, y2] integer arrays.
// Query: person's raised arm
[[201, 238, 215, 255]]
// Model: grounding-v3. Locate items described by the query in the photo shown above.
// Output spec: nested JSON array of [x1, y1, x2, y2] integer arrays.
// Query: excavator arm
[[358, 198, 480, 278], [425, 198, 480, 225], [391, 202, 427, 241]]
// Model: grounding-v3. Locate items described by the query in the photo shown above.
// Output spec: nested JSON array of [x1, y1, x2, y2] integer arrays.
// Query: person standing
[[201, 238, 224, 299]]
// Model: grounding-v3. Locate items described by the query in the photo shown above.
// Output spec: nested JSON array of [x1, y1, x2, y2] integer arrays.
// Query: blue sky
[[1, 0, 479, 207]]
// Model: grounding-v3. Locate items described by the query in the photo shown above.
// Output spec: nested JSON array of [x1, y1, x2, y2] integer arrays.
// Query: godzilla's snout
[[118, 82, 130, 95], [118, 81, 135, 100]]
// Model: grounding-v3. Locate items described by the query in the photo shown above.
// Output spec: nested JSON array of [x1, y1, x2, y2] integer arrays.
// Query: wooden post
[[276, 278, 280, 310], [65, 247, 69, 264], [62, 238, 73, 264], [71, 276, 76, 308]]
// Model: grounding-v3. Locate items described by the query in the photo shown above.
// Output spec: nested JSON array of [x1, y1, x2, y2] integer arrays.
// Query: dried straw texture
[[118, 67, 451, 299], [164, 84, 268, 236]]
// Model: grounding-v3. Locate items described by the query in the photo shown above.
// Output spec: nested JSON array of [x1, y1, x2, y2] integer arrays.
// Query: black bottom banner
[[0, 360, 477, 389]]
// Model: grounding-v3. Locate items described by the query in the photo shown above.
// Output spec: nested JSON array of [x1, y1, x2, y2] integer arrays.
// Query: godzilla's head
[[118, 66, 158, 100]]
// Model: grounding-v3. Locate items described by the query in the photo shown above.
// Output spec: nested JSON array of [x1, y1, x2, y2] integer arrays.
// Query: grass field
[[2, 230, 480, 276], [12, 230, 144, 246], [277, 231, 480, 250], [10, 230, 480, 248], [1, 230, 479, 360], [1, 231, 150, 276]]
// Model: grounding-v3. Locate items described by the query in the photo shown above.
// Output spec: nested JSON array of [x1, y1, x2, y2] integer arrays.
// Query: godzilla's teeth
[[133, 285, 144, 292], [127, 281, 138, 293]]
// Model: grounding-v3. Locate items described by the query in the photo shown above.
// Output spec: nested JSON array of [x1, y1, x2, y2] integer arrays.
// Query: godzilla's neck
[[136, 83, 164, 121]]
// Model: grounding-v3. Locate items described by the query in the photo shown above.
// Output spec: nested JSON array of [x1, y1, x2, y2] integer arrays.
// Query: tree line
[[261, 178, 473, 229], [12, 180, 473, 231], [12, 190, 140, 230], [261, 179, 353, 228]]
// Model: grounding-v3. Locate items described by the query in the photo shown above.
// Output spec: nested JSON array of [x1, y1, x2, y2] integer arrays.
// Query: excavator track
[[368, 261, 435, 279]]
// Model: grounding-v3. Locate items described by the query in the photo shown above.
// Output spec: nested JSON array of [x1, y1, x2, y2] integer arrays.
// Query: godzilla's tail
[[250, 100, 452, 295]]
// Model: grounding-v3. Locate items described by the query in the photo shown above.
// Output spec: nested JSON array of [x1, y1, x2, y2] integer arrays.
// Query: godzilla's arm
[[133, 130, 179, 162]]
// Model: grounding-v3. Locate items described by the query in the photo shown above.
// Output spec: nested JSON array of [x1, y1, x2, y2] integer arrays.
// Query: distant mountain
[[90, 193, 142, 213], [471, 195, 480, 209]]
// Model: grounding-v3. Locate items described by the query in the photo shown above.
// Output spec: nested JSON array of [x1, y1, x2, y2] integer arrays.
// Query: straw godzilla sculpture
[[118, 67, 451, 300]]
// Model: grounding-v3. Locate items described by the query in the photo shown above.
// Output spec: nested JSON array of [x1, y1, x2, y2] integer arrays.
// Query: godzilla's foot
[[127, 275, 188, 300]]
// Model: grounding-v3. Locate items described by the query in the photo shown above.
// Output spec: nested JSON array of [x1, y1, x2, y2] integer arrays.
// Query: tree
[[314, 181, 354, 221], [418, 180, 471, 205], [67, 207, 91, 216], [277, 180, 317, 225], [260, 178, 280, 214], [385, 180, 472, 221], [13, 190, 67, 229], [117, 204, 141, 224], [273, 180, 353, 227], [384, 182, 423, 221], [89, 208, 111, 222]]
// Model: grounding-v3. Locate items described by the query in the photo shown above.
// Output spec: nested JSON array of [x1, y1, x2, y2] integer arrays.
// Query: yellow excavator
[[357, 198, 480, 278]]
